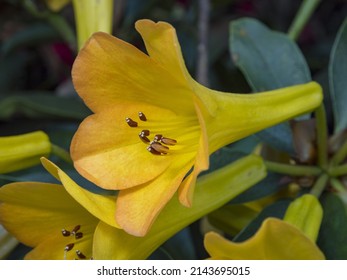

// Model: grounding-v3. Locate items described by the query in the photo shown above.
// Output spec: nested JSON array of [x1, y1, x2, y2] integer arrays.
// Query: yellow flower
[[0, 158, 118, 260], [0, 131, 51, 174], [204, 218, 325, 260], [71, 19, 323, 236], [0, 155, 265, 259]]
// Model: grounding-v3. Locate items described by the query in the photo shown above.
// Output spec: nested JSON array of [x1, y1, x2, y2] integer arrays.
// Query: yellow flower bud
[[283, 194, 323, 242], [0, 131, 51, 174]]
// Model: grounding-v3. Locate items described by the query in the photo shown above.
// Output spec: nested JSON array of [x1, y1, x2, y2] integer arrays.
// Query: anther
[[161, 137, 177, 146], [126, 117, 138, 127], [150, 142, 169, 154], [75, 232, 83, 239], [138, 112, 147, 121], [147, 146, 162, 155], [141, 129, 150, 136], [61, 229, 71, 237], [154, 134, 163, 142], [76, 250, 86, 259], [71, 225, 81, 235], [139, 133, 150, 143], [64, 243, 75, 252]]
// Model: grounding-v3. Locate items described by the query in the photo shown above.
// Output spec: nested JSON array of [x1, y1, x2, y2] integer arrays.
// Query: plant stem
[[51, 144, 72, 164], [330, 178, 346, 193], [315, 104, 328, 169], [329, 164, 347, 177], [310, 173, 328, 197], [288, 0, 321, 40], [264, 161, 321, 176], [330, 139, 347, 166]]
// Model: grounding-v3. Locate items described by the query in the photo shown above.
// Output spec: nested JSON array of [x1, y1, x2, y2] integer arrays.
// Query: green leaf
[[229, 17, 311, 90], [233, 200, 291, 242], [229, 17, 311, 154], [317, 193, 347, 259], [329, 18, 347, 134], [0, 92, 91, 120]]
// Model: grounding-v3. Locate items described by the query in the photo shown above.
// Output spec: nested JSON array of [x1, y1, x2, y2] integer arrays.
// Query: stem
[[288, 0, 321, 40], [315, 104, 328, 169], [264, 161, 321, 176], [329, 164, 347, 177], [330, 139, 347, 166], [330, 178, 346, 193], [51, 144, 72, 164], [196, 0, 210, 86], [310, 173, 328, 197]]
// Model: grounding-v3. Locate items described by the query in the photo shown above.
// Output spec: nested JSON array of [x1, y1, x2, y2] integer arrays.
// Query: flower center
[[61, 224, 90, 260], [126, 111, 199, 156]]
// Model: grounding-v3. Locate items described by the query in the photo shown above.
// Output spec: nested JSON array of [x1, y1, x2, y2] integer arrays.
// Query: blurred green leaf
[[229, 17, 312, 154], [329, 18, 347, 134], [233, 199, 291, 242], [0, 92, 91, 120], [317, 193, 347, 259], [1, 23, 60, 56], [230, 172, 287, 204]]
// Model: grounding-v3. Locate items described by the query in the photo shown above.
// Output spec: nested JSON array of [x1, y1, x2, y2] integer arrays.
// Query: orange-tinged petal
[[116, 154, 195, 236], [70, 104, 181, 190], [204, 218, 325, 260], [0, 182, 98, 259], [135, 20, 190, 84], [72, 32, 194, 114]]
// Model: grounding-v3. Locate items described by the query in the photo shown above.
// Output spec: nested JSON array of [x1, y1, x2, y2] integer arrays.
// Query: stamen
[[154, 134, 163, 142], [150, 141, 169, 154], [75, 232, 83, 240], [126, 117, 138, 127], [138, 112, 147, 121], [71, 225, 81, 235], [64, 243, 75, 252], [147, 146, 162, 155], [141, 129, 150, 136], [76, 250, 86, 259], [161, 137, 177, 146], [61, 229, 71, 237], [139, 133, 150, 143]]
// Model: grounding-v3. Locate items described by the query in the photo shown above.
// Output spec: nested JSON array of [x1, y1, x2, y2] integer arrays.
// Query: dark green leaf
[[317, 193, 347, 259], [233, 199, 291, 242], [1, 23, 60, 56], [229, 17, 311, 91], [0, 92, 91, 120], [230, 172, 287, 204], [329, 18, 347, 133]]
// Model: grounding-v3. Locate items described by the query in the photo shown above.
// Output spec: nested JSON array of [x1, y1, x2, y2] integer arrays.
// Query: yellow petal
[[116, 154, 195, 236], [204, 218, 325, 260], [41, 158, 119, 228], [72, 32, 194, 114], [0, 182, 98, 259], [93, 155, 266, 259]]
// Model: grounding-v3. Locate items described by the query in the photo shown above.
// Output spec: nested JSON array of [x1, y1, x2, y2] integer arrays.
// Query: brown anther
[[71, 225, 81, 234], [64, 243, 75, 252], [76, 250, 86, 259], [139, 133, 150, 143], [138, 112, 147, 121], [154, 134, 163, 142], [75, 232, 83, 240], [161, 137, 177, 146], [150, 142, 169, 154], [147, 146, 162, 155], [61, 229, 71, 237], [126, 117, 138, 127], [141, 129, 150, 136]]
